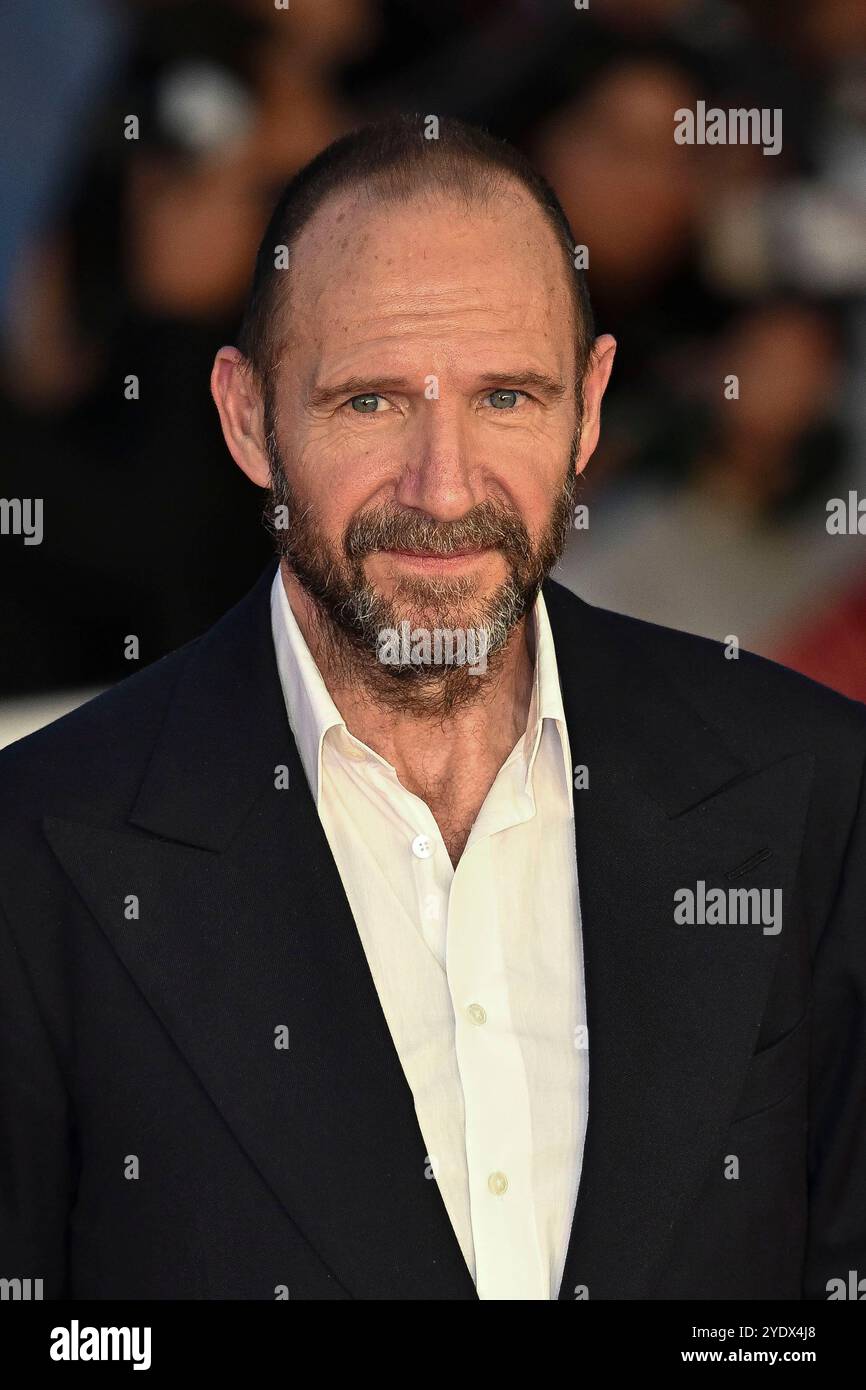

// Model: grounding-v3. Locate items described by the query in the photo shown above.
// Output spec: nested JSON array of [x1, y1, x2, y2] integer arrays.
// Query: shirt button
[[411, 834, 434, 859], [488, 1171, 509, 1196], [467, 1003, 487, 1026]]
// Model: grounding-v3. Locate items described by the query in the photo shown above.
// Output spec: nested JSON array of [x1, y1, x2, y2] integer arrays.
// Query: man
[[1, 115, 864, 1301]]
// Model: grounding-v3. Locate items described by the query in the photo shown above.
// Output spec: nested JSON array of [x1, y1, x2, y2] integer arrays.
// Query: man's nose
[[393, 404, 481, 521]]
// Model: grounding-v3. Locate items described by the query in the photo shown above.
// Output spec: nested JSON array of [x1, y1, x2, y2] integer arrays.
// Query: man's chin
[[369, 578, 531, 668]]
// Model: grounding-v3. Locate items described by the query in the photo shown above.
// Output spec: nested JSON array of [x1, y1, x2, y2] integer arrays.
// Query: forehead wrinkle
[[314, 320, 564, 376], [324, 304, 548, 345], [303, 285, 564, 357], [295, 308, 572, 408], [295, 272, 559, 346], [302, 264, 557, 311]]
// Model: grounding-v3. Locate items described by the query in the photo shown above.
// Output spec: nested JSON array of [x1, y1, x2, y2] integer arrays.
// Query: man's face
[[263, 183, 582, 673]]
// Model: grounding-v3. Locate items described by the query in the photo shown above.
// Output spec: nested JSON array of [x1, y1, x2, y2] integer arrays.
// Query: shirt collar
[[521, 583, 572, 795], [270, 567, 345, 808], [270, 566, 572, 807]]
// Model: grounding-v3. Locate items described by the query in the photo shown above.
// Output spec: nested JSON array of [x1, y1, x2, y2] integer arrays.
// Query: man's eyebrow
[[479, 370, 567, 399], [307, 369, 567, 409], [307, 376, 412, 409]]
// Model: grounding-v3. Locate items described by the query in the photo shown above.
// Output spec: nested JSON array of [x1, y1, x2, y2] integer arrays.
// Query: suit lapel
[[45, 562, 477, 1300], [542, 580, 814, 1299]]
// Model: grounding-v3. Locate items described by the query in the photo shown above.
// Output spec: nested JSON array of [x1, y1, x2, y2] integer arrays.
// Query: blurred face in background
[[245, 183, 614, 669], [533, 60, 700, 301]]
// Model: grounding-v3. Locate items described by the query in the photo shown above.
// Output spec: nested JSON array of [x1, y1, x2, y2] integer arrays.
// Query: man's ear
[[210, 346, 271, 487], [575, 333, 616, 476]]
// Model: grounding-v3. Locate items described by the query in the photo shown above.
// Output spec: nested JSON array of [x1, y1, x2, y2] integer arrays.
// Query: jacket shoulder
[[544, 578, 866, 752]]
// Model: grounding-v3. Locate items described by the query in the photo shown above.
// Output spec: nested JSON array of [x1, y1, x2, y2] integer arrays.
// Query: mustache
[[344, 502, 532, 561]]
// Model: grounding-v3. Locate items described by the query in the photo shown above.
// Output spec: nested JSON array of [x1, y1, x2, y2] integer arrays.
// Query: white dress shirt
[[270, 568, 588, 1299]]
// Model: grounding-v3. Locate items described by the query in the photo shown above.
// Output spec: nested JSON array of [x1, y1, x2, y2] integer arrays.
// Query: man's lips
[[377, 545, 494, 562]]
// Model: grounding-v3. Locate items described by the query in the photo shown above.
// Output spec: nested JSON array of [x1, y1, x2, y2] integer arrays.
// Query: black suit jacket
[[2, 561, 865, 1300]]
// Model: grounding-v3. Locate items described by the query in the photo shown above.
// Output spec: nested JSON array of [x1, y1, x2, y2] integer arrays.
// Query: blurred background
[[1, 0, 865, 746]]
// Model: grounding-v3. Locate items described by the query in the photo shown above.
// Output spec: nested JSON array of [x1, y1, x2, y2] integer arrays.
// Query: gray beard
[[263, 419, 580, 716]]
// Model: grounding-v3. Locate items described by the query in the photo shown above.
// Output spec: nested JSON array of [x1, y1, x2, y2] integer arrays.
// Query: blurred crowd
[[1, 0, 865, 715]]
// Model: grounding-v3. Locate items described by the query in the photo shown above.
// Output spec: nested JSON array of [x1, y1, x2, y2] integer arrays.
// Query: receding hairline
[[237, 115, 595, 404], [262, 173, 581, 377]]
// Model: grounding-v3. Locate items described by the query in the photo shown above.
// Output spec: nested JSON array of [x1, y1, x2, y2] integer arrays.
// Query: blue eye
[[487, 389, 521, 409], [349, 394, 383, 413]]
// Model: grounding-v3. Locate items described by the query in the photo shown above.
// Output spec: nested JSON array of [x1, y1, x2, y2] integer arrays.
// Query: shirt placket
[[446, 822, 548, 1299]]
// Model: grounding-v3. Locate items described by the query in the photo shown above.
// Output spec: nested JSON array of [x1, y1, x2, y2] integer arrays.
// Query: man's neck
[[279, 563, 536, 852]]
